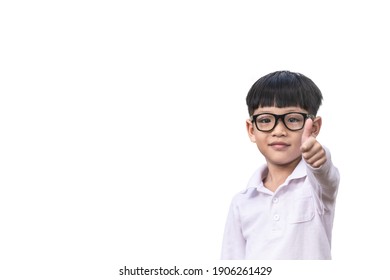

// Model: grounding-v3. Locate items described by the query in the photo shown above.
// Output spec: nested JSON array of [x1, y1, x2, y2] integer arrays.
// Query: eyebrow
[[254, 109, 306, 114]]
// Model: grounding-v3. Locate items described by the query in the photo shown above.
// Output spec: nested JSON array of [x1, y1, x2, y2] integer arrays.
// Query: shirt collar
[[246, 158, 307, 191], [287, 159, 307, 180]]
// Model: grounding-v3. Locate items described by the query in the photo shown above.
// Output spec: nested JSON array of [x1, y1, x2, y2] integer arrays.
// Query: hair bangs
[[246, 71, 322, 116], [257, 86, 305, 109]]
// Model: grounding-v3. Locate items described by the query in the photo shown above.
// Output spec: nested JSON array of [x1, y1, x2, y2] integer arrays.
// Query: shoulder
[[228, 187, 259, 213], [230, 165, 267, 204]]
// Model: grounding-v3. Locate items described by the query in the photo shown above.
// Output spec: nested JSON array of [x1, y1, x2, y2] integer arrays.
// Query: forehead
[[253, 106, 307, 115]]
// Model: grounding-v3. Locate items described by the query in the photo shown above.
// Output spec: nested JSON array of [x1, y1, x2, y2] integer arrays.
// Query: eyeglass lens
[[255, 113, 306, 131]]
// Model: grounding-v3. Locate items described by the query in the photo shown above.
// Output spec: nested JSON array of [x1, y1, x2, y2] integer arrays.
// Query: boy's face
[[246, 106, 321, 167]]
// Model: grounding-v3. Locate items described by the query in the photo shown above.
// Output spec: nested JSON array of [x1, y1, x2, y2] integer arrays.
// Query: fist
[[300, 118, 326, 168]]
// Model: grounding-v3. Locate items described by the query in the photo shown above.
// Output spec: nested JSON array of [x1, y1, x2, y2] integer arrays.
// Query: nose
[[272, 119, 287, 136]]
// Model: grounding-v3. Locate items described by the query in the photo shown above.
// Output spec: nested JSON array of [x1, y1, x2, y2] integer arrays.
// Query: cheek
[[294, 133, 304, 146], [254, 135, 269, 150]]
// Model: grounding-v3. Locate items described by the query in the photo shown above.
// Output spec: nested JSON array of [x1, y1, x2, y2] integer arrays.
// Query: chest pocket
[[287, 195, 315, 224]]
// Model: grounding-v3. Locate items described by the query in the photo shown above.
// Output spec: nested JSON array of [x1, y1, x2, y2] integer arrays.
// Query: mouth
[[269, 142, 290, 150]]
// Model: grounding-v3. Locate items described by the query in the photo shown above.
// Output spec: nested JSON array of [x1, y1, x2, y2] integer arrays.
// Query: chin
[[268, 155, 302, 167]]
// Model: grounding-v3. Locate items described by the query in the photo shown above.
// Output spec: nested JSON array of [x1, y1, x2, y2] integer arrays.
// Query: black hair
[[246, 70, 323, 116]]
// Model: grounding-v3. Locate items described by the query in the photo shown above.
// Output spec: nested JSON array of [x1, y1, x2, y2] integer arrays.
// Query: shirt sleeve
[[221, 198, 246, 259], [306, 146, 340, 203]]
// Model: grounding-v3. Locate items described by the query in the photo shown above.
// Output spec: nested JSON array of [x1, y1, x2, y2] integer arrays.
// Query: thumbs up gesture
[[300, 118, 327, 168]]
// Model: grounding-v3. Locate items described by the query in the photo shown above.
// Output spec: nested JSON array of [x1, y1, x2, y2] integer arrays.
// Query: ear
[[246, 119, 257, 142], [311, 116, 322, 137]]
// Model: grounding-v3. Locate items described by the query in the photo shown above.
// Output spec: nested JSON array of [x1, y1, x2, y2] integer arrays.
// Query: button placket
[[271, 195, 282, 230], [272, 196, 280, 220]]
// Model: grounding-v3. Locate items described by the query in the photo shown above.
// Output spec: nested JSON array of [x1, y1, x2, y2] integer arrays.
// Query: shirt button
[[273, 214, 280, 221], [272, 197, 279, 204]]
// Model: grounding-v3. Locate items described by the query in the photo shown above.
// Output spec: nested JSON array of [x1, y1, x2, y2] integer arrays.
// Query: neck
[[263, 157, 301, 192]]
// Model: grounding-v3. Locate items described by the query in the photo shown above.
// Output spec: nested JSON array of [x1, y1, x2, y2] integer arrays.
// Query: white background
[[1, 0, 389, 279]]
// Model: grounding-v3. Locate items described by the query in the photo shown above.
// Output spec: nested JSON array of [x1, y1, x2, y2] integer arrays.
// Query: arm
[[301, 119, 340, 201], [221, 200, 246, 260], [306, 147, 340, 201]]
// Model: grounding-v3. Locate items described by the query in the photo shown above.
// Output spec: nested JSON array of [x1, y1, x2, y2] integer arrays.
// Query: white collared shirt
[[221, 148, 340, 260]]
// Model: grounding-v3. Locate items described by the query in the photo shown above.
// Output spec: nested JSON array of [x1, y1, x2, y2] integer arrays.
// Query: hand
[[300, 118, 326, 168]]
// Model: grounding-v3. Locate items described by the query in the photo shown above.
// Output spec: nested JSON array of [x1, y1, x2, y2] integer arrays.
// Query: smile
[[269, 142, 290, 150]]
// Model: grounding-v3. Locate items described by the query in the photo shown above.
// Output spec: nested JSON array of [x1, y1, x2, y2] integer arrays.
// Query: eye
[[285, 113, 305, 124], [287, 117, 301, 123], [257, 116, 273, 123]]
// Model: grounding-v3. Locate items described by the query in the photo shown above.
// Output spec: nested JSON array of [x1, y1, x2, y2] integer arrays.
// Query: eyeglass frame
[[251, 112, 315, 132]]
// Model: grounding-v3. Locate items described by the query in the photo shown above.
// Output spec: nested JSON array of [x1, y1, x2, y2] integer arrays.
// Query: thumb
[[301, 118, 313, 144]]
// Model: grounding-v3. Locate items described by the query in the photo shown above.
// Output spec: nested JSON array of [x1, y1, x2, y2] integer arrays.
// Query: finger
[[302, 139, 321, 157], [309, 157, 327, 168], [301, 118, 313, 145], [300, 136, 316, 153], [303, 147, 326, 165]]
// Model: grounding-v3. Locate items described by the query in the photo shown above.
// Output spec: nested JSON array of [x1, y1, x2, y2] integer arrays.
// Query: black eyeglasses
[[251, 112, 314, 132]]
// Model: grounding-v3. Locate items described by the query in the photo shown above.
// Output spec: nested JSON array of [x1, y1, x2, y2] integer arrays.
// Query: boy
[[221, 71, 340, 260]]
